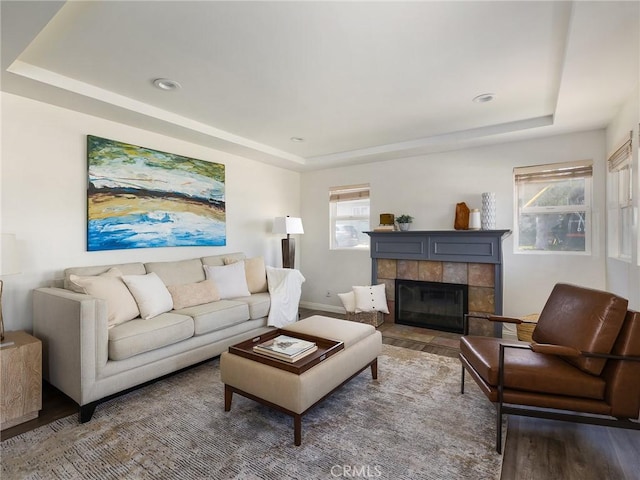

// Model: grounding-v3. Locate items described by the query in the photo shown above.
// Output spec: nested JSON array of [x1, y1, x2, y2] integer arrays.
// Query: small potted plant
[[396, 214, 414, 231]]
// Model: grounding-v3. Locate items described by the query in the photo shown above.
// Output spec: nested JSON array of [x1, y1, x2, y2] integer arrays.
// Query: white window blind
[[607, 132, 633, 260], [514, 160, 592, 254]]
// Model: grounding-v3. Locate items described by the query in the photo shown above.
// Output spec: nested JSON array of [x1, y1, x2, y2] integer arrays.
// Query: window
[[514, 160, 593, 253], [607, 132, 633, 261], [329, 184, 370, 249]]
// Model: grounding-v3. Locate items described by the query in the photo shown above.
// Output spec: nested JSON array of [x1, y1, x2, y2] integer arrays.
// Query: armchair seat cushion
[[461, 336, 606, 400]]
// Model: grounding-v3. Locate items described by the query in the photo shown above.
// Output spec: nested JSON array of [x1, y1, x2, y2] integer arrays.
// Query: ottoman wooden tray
[[228, 329, 344, 374], [221, 315, 382, 446]]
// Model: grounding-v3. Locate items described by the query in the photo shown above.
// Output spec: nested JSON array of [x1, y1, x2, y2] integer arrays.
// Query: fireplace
[[395, 280, 468, 333], [366, 229, 511, 337]]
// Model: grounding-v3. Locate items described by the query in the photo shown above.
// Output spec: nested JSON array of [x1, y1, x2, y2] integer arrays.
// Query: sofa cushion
[[122, 272, 174, 319], [224, 256, 268, 293], [68, 268, 140, 327], [173, 300, 250, 335], [533, 283, 628, 376], [166, 280, 220, 309], [108, 313, 194, 360], [204, 261, 251, 299], [231, 292, 270, 320], [144, 258, 205, 286]]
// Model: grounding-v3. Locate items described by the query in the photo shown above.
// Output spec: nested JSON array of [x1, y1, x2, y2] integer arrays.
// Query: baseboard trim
[[299, 301, 345, 314]]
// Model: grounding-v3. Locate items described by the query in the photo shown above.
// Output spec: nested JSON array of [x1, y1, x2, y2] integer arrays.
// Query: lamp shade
[[272, 217, 304, 235], [0, 233, 20, 276]]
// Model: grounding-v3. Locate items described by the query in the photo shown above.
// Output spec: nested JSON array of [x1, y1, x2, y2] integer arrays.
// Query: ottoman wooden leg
[[370, 358, 378, 379], [294, 414, 302, 446], [224, 384, 233, 411]]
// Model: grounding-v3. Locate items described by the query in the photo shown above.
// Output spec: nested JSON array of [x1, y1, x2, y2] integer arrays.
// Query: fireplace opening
[[395, 280, 468, 333]]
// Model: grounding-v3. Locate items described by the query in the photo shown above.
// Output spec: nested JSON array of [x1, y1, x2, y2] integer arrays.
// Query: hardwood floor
[[2, 309, 638, 479]]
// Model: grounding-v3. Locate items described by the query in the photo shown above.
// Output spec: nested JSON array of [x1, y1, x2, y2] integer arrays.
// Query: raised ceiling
[[1, 1, 638, 171]]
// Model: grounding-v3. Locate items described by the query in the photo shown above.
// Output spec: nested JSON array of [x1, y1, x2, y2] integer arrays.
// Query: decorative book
[[253, 335, 317, 362]]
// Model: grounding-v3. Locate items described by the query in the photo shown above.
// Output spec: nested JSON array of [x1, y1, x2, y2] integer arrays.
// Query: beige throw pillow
[[69, 267, 140, 327], [223, 256, 268, 293], [122, 272, 174, 319], [167, 280, 220, 310]]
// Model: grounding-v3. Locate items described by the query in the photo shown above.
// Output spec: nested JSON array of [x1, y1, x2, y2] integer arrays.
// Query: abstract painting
[[87, 135, 225, 251]]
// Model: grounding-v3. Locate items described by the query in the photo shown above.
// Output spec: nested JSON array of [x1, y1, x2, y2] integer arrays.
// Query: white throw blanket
[[266, 266, 306, 327]]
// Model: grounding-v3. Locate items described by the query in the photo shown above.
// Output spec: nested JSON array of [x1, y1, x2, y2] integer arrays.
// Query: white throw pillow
[[223, 256, 268, 293], [203, 261, 251, 299], [122, 272, 174, 319], [353, 284, 389, 314], [337, 291, 357, 313], [69, 267, 140, 327]]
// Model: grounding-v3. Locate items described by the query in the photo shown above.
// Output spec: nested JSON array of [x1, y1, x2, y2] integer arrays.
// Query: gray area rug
[[1, 345, 502, 479]]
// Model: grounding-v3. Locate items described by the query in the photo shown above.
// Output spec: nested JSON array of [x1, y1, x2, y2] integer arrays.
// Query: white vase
[[398, 223, 410, 231], [481, 192, 496, 230]]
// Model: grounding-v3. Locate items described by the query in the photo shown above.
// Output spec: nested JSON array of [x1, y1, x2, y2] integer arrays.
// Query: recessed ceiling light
[[473, 93, 495, 103], [290, 137, 305, 142], [153, 78, 181, 91]]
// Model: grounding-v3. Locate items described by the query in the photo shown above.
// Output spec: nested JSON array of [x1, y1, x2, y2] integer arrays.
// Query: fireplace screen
[[395, 280, 468, 333]]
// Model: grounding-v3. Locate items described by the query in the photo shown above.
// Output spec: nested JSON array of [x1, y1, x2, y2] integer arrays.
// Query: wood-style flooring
[[2, 309, 638, 479]]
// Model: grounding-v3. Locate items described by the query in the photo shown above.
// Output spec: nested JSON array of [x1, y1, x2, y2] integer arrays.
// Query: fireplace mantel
[[366, 230, 511, 263], [365, 230, 511, 335]]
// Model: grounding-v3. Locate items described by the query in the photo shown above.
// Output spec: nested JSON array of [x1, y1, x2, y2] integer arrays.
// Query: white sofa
[[33, 252, 281, 422]]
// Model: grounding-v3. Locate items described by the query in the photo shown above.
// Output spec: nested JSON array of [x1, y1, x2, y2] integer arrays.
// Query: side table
[[1, 331, 42, 430]]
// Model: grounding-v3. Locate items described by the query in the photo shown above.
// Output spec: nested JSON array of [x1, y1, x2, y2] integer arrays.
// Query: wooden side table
[[1, 331, 42, 430]]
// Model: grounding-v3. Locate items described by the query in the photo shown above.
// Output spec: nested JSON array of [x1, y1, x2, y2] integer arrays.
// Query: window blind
[[514, 160, 593, 184], [607, 131, 632, 172], [329, 184, 370, 202]]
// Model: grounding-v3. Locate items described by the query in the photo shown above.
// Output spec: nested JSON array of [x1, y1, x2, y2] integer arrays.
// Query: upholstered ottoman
[[220, 315, 382, 445]]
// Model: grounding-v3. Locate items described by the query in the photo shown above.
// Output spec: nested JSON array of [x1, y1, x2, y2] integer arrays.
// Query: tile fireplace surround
[[366, 230, 511, 337]]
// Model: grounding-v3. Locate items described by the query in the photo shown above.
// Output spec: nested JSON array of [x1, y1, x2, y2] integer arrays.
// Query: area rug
[[1, 345, 502, 479]]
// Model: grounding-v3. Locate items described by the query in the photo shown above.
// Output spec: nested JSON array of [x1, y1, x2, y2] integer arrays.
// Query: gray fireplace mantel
[[365, 229, 511, 332], [365, 229, 511, 263]]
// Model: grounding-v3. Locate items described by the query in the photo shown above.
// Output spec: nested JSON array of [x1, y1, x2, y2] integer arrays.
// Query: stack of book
[[253, 335, 317, 362]]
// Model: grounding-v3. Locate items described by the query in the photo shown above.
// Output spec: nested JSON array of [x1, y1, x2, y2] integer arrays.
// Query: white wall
[[300, 130, 608, 316], [605, 87, 640, 310], [0, 92, 301, 331]]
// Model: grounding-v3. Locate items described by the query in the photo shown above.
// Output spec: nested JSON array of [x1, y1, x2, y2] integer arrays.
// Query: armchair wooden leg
[[460, 365, 466, 394], [495, 403, 503, 454]]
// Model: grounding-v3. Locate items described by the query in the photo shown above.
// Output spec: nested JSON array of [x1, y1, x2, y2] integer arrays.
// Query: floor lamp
[[273, 217, 304, 269], [1, 233, 21, 342]]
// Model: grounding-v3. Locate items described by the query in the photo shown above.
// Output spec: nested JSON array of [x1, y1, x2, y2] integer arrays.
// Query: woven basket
[[345, 311, 384, 327], [516, 314, 540, 342]]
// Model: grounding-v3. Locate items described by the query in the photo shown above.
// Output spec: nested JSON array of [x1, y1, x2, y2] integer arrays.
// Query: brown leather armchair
[[459, 283, 640, 453]]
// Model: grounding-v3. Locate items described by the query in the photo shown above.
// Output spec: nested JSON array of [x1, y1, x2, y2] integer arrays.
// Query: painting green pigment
[[87, 135, 225, 251]]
